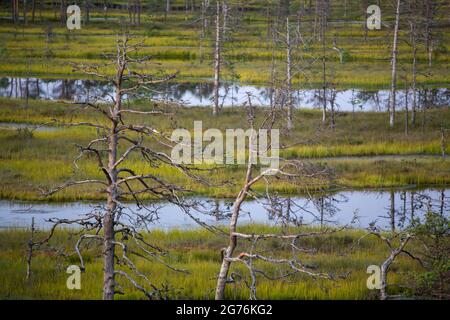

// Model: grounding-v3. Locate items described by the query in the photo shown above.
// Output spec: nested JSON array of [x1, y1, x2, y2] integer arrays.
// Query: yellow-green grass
[[0, 3, 449, 87], [0, 99, 449, 200], [0, 226, 423, 299]]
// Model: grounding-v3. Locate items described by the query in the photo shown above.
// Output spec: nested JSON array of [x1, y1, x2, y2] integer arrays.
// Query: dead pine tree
[[285, 17, 294, 129], [319, 0, 328, 125], [407, 0, 420, 126], [26, 217, 36, 280], [214, 94, 351, 300], [213, 0, 222, 116], [41, 34, 215, 300], [389, 0, 401, 128], [360, 225, 417, 300]]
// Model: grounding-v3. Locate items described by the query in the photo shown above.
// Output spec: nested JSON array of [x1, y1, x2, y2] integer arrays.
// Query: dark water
[[0, 188, 447, 230], [1, 77, 448, 112]]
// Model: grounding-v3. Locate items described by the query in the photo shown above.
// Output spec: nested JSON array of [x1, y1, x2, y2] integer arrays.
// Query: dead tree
[[364, 226, 415, 300], [407, 0, 419, 126], [41, 34, 215, 300], [26, 217, 35, 280], [213, 0, 221, 116], [285, 17, 294, 129], [272, 12, 314, 131], [214, 94, 350, 300], [389, 0, 401, 128], [11, 0, 19, 24], [319, 0, 328, 125]]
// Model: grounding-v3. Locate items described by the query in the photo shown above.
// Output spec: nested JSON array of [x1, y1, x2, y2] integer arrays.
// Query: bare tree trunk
[[389, 0, 400, 128], [321, 24, 326, 125], [286, 17, 294, 129], [410, 22, 417, 125], [330, 90, 336, 129], [424, 0, 434, 68], [380, 235, 411, 300], [422, 89, 427, 134], [441, 127, 446, 159], [23, 0, 28, 25], [213, 0, 221, 116], [215, 99, 256, 300], [103, 0, 108, 21], [12, 0, 18, 23], [166, 0, 170, 19], [25, 77, 29, 107], [319, 197, 324, 228], [405, 88, 409, 136], [137, 0, 141, 26], [26, 217, 35, 280], [60, 0, 67, 24], [215, 194, 241, 300], [31, 0, 36, 22], [380, 251, 395, 300], [102, 81, 121, 301], [84, 0, 90, 25], [390, 190, 395, 234]]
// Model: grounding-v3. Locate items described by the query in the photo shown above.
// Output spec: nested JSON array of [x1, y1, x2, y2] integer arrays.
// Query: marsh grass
[[0, 99, 448, 200], [0, 226, 422, 299], [0, 2, 448, 86]]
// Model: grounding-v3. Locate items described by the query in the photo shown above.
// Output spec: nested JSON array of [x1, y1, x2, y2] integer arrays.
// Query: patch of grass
[[0, 99, 448, 200], [0, 226, 423, 300]]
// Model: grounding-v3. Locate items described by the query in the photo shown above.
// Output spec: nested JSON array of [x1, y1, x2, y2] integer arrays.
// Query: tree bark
[[286, 17, 294, 129], [215, 121, 256, 300], [390, 190, 395, 234], [389, 0, 400, 128], [213, 0, 221, 116], [405, 88, 409, 136], [84, 0, 90, 25], [31, 0, 36, 22], [23, 0, 28, 25], [380, 236, 411, 300], [410, 21, 417, 125], [102, 66, 123, 300]]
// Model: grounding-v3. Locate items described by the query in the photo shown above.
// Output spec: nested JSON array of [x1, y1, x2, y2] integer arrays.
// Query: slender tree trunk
[[286, 17, 294, 129], [102, 54, 130, 299], [380, 252, 393, 300], [84, 0, 90, 25], [425, 0, 433, 68], [410, 22, 417, 125], [319, 197, 324, 228], [25, 77, 29, 107], [215, 122, 255, 300], [405, 88, 409, 136], [213, 0, 221, 116], [103, 199, 116, 300], [12, 0, 17, 23], [389, 0, 400, 128], [137, 0, 141, 26], [380, 237, 411, 300], [23, 0, 28, 25], [103, 0, 108, 21], [165, 0, 170, 19], [60, 0, 67, 24], [102, 85, 121, 301], [330, 91, 336, 129], [321, 26, 326, 125], [441, 127, 446, 159], [390, 190, 395, 234], [422, 89, 427, 134], [26, 217, 35, 280], [215, 196, 240, 300], [31, 0, 36, 22]]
